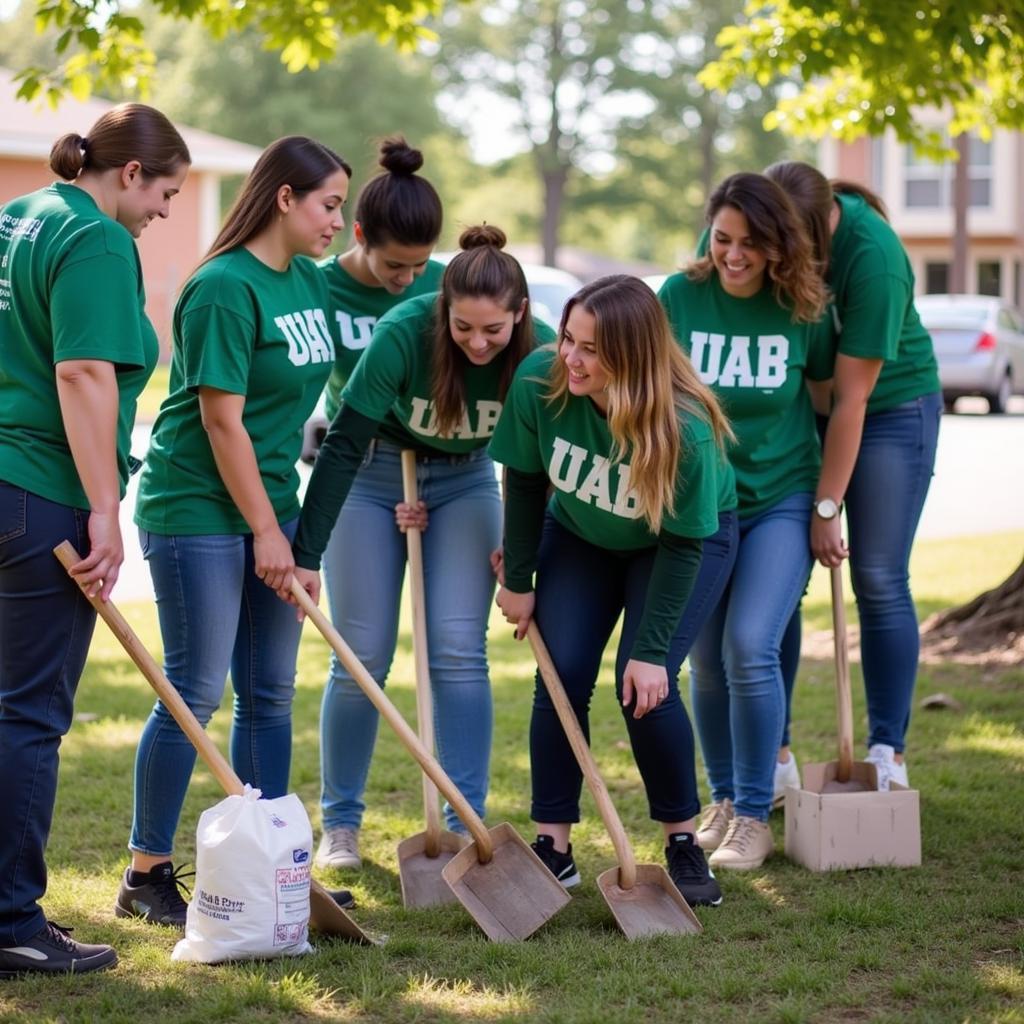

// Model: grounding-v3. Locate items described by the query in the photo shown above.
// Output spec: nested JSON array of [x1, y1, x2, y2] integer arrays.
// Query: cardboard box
[[784, 759, 921, 871]]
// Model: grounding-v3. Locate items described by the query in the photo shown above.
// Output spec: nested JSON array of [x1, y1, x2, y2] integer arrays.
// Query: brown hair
[[547, 275, 732, 534], [203, 136, 352, 265], [686, 172, 827, 323], [49, 103, 190, 182], [764, 160, 888, 276], [355, 137, 442, 248], [430, 224, 534, 437]]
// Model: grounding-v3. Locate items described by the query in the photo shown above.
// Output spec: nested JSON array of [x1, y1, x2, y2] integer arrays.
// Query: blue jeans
[[320, 442, 500, 833], [129, 520, 302, 856], [0, 483, 94, 943], [780, 393, 941, 753], [690, 492, 814, 822], [530, 511, 738, 824]]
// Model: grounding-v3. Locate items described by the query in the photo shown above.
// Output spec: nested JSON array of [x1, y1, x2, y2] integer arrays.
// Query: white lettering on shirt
[[335, 311, 377, 351], [274, 308, 335, 367], [548, 437, 641, 520], [691, 331, 790, 390], [407, 397, 503, 440]]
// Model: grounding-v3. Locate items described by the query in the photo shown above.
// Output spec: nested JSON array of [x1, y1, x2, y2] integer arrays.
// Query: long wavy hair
[[687, 172, 827, 323], [431, 224, 534, 437], [547, 275, 732, 534], [765, 160, 889, 276]]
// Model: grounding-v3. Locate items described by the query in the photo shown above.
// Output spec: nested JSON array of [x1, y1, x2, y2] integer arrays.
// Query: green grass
[[3, 532, 1023, 1023]]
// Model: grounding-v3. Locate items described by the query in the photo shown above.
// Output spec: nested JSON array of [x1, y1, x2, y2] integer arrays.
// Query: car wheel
[[987, 371, 1012, 415]]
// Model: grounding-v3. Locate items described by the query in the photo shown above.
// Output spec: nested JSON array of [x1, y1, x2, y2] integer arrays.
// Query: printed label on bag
[[274, 865, 310, 945], [196, 888, 246, 922]]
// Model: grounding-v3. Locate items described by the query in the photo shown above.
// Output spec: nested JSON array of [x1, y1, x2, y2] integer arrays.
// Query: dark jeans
[[530, 510, 738, 824], [0, 483, 94, 944], [781, 392, 942, 752]]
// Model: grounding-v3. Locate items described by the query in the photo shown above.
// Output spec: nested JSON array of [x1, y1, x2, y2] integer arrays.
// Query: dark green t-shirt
[[489, 347, 721, 550], [318, 256, 445, 420], [136, 248, 333, 534], [341, 291, 555, 454], [659, 272, 834, 518], [0, 183, 158, 509], [829, 192, 940, 414]]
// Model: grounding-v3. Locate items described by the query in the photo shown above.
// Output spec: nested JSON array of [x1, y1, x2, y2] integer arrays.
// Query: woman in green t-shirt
[[490, 275, 735, 907], [292, 225, 544, 864], [0, 105, 190, 976], [308, 137, 446, 871], [766, 162, 942, 792], [658, 173, 834, 872], [119, 137, 351, 928]]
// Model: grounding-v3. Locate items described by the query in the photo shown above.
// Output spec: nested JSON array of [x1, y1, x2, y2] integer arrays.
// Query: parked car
[[915, 293, 1024, 414], [300, 260, 584, 463]]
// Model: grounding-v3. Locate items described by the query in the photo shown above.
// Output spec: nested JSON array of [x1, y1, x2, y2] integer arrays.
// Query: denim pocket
[[0, 482, 28, 546]]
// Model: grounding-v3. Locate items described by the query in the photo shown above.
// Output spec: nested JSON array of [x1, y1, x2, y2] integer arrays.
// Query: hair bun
[[459, 224, 506, 251], [48, 132, 88, 180], [379, 136, 424, 176]]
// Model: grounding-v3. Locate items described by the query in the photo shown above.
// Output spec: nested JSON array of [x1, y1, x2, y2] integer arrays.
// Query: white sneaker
[[315, 826, 362, 870], [708, 815, 774, 871], [865, 744, 909, 791], [696, 798, 734, 851], [772, 753, 801, 809]]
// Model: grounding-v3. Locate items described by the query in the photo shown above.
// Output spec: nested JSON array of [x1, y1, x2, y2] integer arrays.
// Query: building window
[[904, 135, 993, 209], [925, 262, 950, 294], [977, 261, 1001, 297]]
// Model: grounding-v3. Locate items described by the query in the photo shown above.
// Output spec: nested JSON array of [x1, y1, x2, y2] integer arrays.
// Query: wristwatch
[[813, 497, 841, 520]]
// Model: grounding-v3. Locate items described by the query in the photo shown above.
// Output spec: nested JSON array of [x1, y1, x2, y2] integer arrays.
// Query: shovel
[[394, 451, 464, 907], [54, 541, 375, 945], [526, 623, 702, 939], [291, 579, 570, 941], [820, 566, 878, 794]]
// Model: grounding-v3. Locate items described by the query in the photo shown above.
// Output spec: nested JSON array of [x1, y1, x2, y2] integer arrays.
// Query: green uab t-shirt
[[829, 192, 940, 414], [659, 272, 835, 518], [340, 291, 556, 453], [136, 248, 333, 534], [489, 347, 721, 550], [318, 256, 445, 420], [0, 183, 157, 509]]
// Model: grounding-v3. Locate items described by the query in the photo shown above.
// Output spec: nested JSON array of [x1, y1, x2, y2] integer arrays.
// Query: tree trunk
[[920, 556, 1024, 660], [541, 166, 567, 268], [950, 133, 969, 294]]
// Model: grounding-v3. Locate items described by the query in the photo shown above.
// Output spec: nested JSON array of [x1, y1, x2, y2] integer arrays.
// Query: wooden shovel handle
[[291, 578, 494, 862], [54, 540, 243, 796], [527, 623, 637, 890], [830, 565, 854, 783], [401, 450, 442, 855]]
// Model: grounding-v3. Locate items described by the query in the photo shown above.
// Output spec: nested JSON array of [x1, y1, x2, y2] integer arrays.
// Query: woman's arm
[[56, 359, 122, 601], [812, 353, 883, 567], [199, 387, 294, 597], [495, 466, 549, 640]]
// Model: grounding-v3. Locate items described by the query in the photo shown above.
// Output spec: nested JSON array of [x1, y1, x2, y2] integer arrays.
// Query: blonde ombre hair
[[547, 275, 732, 534]]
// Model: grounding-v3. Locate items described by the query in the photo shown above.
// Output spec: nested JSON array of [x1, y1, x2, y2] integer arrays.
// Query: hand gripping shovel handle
[[54, 540, 374, 944], [401, 451, 443, 856], [527, 622, 637, 890], [830, 565, 855, 783], [291, 578, 494, 862]]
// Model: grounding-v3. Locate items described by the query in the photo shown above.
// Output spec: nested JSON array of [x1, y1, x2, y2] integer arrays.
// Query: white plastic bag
[[172, 786, 313, 963]]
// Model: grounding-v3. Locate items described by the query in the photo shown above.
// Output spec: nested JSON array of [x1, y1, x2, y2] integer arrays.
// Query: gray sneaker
[[315, 826, 361, 870]]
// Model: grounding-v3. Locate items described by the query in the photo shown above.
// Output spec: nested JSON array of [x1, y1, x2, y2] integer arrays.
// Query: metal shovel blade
[[596, 864, 702, 939], [397, 829, 466, 908], [442, 823, 571, 942]]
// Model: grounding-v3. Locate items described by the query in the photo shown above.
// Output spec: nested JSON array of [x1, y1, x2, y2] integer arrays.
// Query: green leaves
[[699, 1, 1024, 156], [14, 0, 448, 101]]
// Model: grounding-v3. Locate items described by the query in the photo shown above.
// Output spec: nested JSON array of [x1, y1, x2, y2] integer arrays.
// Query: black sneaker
[[327, 888, 355, 910], [666, 831, 722, 907], [0, 921, 117, 978], [531, 835, 580, 889], [114, 861, 192, 927]]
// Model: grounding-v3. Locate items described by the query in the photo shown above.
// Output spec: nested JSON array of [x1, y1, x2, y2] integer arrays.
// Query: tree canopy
[[14, 0, 447, 103], [699, 1, 1024, 156]]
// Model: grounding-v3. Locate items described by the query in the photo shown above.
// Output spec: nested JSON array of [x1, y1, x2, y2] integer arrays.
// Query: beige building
[[0, 67, 262, 348], [820, 127, 1024, 307]]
